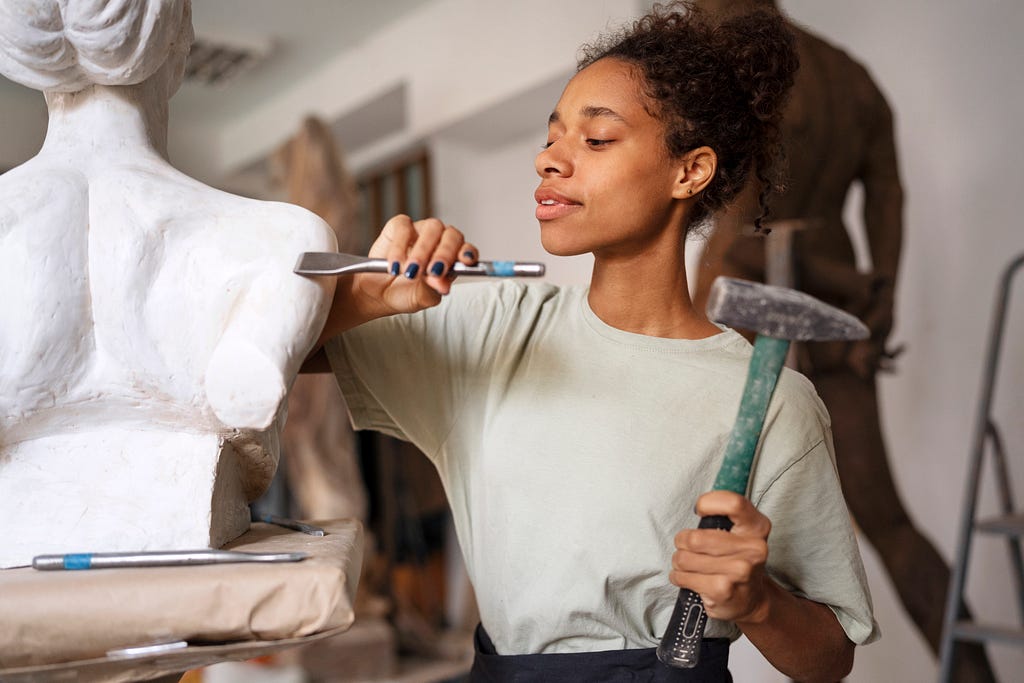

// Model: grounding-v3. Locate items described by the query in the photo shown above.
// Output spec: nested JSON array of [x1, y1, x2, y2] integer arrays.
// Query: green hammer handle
[[712, 334, 791, 493], [657, 334, 790, 669]]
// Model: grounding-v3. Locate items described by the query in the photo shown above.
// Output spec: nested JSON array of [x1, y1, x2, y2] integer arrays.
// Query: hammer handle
[[656, 514, 733, 668], [713, 335, 791, 492], [657, 335, 790, 669]]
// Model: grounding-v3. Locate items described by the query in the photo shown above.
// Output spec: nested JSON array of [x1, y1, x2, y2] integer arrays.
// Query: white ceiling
[[173, 0, 433, 128]]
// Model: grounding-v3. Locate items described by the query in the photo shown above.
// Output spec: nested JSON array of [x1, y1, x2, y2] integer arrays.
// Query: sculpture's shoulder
[[0, 156, 83, 184], [96, 160, 337, 252], [233, 196, 339, 252], [793, 23, 887, 105], [794, 24, 861, 71], [0, 158, 89, 224]]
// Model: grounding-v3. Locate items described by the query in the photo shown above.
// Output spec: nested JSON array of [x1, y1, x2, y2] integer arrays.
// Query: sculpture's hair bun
[[0, 0, 190, 92]]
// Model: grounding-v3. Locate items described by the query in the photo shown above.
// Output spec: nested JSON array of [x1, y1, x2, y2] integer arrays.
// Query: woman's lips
[[535, 189, 581, 221], [535, 201, 581, 221]]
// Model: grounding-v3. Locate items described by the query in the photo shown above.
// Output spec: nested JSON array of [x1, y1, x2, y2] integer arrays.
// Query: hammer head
[[706, 277, 869, 341]]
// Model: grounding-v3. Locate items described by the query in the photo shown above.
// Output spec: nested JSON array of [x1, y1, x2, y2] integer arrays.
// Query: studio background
[[2, 1, 1021, 680]]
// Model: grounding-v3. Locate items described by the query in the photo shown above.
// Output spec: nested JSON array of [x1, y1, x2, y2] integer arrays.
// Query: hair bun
[[715, 10, 799, 123], [0, 0, 189, 93], [574, 0, 799, 231]]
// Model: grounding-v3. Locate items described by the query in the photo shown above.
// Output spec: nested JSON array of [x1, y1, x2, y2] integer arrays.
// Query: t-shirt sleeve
[[323, 282, 517, 457], [750, 374, 881, 646]]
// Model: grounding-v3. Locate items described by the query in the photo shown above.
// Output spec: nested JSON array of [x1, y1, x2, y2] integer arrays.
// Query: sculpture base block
[[0, 428, 251, 568]]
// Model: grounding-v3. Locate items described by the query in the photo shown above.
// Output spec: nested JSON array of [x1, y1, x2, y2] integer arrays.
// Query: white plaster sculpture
[[0, 0, 337, 568]]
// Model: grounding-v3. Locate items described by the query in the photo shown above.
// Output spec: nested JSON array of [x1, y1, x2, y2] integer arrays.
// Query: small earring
[[687, 188, 693, 195]]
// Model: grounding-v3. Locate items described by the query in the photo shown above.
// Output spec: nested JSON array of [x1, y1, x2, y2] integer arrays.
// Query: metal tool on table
[[32, 549, 308, 570], [294, 252, 545, 278], [656, 276, 868, 669], [106, 639, 189, 660], [251, 510, 325, 537]]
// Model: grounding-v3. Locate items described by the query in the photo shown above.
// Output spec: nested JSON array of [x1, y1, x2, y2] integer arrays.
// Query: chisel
[[32, 549, 308, 570], [294, 252, 545, 278]]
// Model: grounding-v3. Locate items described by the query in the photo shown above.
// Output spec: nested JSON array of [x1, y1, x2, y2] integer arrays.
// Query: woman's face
[[534, 58, 685, 258]]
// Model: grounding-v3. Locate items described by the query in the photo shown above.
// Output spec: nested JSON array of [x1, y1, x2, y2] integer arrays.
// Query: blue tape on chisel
[[64, 553, 93, 570], [491, 261, 515, 276]]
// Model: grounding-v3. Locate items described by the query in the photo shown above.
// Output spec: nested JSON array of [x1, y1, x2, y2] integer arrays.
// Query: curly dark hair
[[578, 1, 798, 232]]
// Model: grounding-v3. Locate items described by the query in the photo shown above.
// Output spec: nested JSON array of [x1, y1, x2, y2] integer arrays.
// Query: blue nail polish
[[390, 261, 400, 276], [430, 261, 445, 276], [404, 263, 420, 279], [462, 250, 475, 259]]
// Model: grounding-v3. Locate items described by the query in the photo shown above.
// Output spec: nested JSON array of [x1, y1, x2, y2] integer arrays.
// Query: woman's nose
[[535, 142, 571, 178]]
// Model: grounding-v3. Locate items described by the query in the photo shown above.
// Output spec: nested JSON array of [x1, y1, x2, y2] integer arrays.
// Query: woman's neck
[[40, 83, 169, 165], [587, 237, 721, 340]]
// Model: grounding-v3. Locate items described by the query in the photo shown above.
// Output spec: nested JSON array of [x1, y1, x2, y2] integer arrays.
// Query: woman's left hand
[[669, 490, 773, 625]]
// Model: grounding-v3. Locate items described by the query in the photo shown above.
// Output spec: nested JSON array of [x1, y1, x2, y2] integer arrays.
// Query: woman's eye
[[542, 141, 554, 149], [586, 138, 613, 147]]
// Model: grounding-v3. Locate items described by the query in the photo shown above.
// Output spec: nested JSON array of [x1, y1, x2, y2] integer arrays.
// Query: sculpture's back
[[0, 0, 337, 567]]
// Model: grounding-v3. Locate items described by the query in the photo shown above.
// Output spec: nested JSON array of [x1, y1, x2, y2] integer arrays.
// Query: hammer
[[657, 276, 868, 669]]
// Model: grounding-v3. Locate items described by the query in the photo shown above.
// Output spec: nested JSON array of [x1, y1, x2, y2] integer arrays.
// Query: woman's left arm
[[670, 490, 854, 682]]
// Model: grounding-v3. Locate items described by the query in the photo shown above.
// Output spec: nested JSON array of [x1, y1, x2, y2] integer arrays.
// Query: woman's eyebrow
[[547, 106, 627, 126], [580, 105, 626, 123]]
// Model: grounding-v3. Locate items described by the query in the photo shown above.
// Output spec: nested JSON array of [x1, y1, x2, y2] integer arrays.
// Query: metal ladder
[[938, 252, 1024, 682]]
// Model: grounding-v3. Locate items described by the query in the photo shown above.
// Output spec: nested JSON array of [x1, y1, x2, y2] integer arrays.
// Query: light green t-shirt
[[327, 281, 879, 655]]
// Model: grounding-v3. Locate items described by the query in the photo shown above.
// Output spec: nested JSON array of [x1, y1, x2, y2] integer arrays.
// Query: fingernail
[[430, 261, 445, 276], [404, 263, 420, 279], [463, 249, 475, 260], [390, 261, 400, 276]]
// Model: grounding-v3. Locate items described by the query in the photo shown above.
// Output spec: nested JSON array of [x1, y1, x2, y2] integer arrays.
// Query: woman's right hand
[[315, 215, 478, 348], [365, 214, 478, 312]]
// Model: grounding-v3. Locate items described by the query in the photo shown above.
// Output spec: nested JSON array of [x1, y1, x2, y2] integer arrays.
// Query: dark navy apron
[[470, 624, 733, 682]]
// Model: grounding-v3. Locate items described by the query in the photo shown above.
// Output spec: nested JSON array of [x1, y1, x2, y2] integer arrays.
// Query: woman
[[308, 3, 876, 680]]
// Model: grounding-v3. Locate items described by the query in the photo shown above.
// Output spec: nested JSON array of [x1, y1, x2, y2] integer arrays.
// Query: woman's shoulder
[[448, 279, 576, 313], [761, 366, 833, 463], [427, 280, 579, 341]]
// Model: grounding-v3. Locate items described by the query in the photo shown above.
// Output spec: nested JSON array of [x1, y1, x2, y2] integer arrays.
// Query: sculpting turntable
[[0, 519, 363, 683]]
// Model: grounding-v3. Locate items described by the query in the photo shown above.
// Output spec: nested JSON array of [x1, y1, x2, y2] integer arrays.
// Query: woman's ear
[[672, 146, 717, 199]]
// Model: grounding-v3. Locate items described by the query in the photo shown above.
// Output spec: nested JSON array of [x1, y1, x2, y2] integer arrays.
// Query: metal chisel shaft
[[32, 549, 308, 570], [294, 252, 545, 278]]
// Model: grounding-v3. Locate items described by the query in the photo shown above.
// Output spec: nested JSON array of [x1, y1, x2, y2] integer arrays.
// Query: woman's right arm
[[302, 215, 477, 371]]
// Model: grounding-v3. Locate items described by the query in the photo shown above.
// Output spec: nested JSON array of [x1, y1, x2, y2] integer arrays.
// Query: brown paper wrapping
[[0, 519, 362, 680]]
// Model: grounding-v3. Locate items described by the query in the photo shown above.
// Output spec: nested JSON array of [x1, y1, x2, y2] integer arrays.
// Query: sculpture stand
[[1, 627, 353, 683], [0, 519, 363, 683]]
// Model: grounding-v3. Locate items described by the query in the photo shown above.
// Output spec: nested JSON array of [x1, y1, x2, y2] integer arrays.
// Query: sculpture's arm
[[859, 74, 904, 317], [206, 207, 337, 430], [847, 71, 905, 376]]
